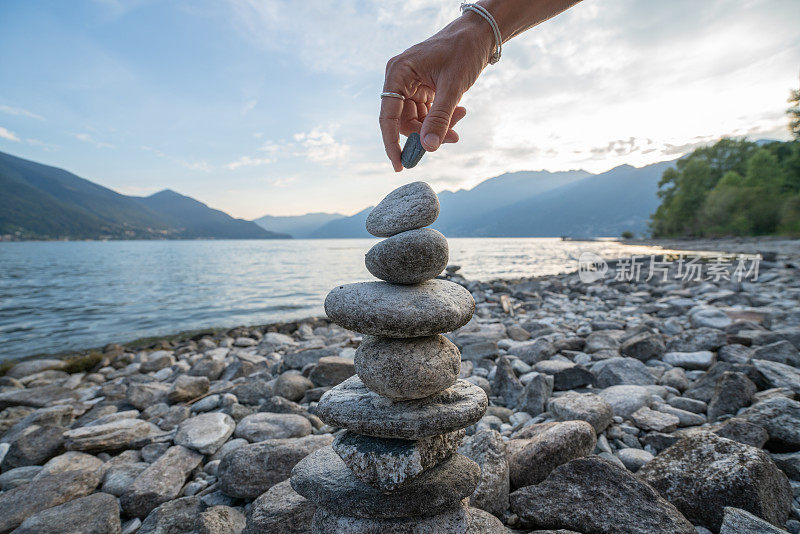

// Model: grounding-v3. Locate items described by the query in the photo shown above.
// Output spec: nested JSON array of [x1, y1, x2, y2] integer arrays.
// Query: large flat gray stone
[[291, 447, 479, 519], [324, 280, 474, 338], [311, 501, 470, 533], [315, 376, 487, 439]]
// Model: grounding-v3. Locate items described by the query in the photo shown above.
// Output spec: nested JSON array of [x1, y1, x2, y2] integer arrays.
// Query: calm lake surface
[[0, 238, 679, 360]]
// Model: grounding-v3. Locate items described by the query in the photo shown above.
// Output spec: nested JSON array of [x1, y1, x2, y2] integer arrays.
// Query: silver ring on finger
[[380, 92, 405, 100]]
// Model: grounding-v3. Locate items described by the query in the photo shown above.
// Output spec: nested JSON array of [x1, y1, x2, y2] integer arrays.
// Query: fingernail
[[424, 133, 440, 151]]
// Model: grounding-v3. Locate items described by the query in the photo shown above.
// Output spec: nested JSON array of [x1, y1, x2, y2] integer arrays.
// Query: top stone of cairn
[[365, 181, 440, 237]]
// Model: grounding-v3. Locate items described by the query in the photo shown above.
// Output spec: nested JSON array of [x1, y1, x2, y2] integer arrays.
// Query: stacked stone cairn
[[290, 181, 488, 533]]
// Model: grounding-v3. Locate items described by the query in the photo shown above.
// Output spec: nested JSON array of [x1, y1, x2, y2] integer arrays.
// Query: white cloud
[[293, 127, 350, 163], [0, 105, 44, 121], [0, 127, 20, 142], [73, 132, 115, 148], [225, 155, 273, 170]]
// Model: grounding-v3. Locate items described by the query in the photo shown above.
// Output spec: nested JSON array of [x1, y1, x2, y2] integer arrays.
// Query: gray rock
[[752, 340, 800, 367], [235, 413, 312, 442], [140, 351, 175, 372], [663, 351, 716, 370], [616, 448, 654, 472], [690, 306, 733, 329], [290, 446, 479, 519], [0, 470, 101, 533], [0, 424, 63, 469], [11, 492, 121, 534], [532, 360, 593, 390], [63, 419, 161, 453], [509, 457, 694, 534], [283, 347, 338, 370], [102, 462, 149, 496], [652, 403, 707, 427], [365, 181, 440, 237], [167, 375, 209, 403], [457, 429, 509, 517], [354, 335, 460, 400], [599, 385, 652, 419], [120, 445, 203, 518], [274, 373, 314, 402], [243, 479, 315, 534], [620, 331, 666, 361], [5, 359, 67, 379], [592, 357, 656, 388], [126, 382, 171, 410], [638, 433, 792, 530], [36, 450, 104, 479], [175, 412, 236, 454], [196, 505, 246, 534], [659, 367, 689, 391], [668, 327, 727, 352], [0, 385, 78, 409], [771, 451, 800, 480], [548, 391, 613, 433], [316, 376, 487, 440], [630, 407, 680, 433], [740, 397, 800, 451], [714, 418, 770, 448], [308, 356, 355, 387], [0, 465, 41, 490], [460, 340, 499, 361], [310, 502, 470, 534], [333, 429, 464, 492], [708, 371, 757, 421], [719, 506, 788, 534], [138, 496, 201, 534], [667, 396, 707, 413], [517, 372, 554, 416], [324, 280, 475, 338], [507, 339, 557, 365], [752, 359, 800, 394], [507, 421, 596, 488], [365, 228, 448, 284], [219, 434, 333, 499], [466, 507, 507, 533], [231, 376, 274, 405]]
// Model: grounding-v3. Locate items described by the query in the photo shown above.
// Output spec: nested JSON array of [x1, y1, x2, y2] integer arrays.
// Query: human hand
[[379, 13, 495, 171]]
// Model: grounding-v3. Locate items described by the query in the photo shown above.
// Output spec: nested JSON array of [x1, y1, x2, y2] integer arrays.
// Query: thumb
[[420, 82, 461, 152]]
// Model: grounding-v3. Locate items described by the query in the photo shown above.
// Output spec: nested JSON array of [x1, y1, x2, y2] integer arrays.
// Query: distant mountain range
[[255, 162, 675, 238], [254, 212, 345, 238], [0, 150, 289, 240]]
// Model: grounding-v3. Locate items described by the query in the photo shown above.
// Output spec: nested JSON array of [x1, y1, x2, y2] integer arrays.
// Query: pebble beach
[[2, 223, 800, 532]]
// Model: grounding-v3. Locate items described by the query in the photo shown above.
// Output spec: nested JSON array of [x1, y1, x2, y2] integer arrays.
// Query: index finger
[[379, 96, 404, 172]]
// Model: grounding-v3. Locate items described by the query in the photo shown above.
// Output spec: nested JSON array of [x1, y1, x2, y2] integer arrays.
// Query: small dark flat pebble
[[401, 133, 426, 169]]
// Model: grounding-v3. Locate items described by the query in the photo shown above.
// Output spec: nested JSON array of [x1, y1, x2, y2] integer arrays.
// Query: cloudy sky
[[1, 0, 798, 218]]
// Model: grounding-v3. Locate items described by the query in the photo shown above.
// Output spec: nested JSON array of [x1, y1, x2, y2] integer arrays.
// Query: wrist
[[455, 10, 497, 65]]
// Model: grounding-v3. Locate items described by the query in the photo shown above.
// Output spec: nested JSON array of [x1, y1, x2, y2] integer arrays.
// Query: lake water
[[0, 238, 680, 360]]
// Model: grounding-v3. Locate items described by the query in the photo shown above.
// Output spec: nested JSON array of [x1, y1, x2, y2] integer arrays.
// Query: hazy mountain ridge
[[254, 212, 345, 238], [0, 150, 289, 240], [261, 162, 674, 238]]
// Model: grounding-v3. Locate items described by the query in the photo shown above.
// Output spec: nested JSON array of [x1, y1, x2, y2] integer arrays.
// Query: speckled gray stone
[[291, 446, 479, 519], [365, 182, 439, 237], [354, 335, 460, 400], [324, 280, 475, 338], [332, 429, 465, 491], [365, 228, 448, 284], [311, 501, 470, 533], [316, 376, 487, 439], [400, 132, 426, 170]]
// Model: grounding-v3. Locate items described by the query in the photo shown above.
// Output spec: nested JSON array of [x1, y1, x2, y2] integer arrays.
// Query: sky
[[0, 0, 798, 218]]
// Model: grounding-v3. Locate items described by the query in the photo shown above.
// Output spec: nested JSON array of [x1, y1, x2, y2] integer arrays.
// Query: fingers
[[419, 81, 462, 152], [379, 95, 405, 172]]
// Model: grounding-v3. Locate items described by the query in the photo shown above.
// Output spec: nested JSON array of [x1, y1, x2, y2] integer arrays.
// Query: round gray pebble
[[365, 181, 440, 237], [365, 228, 448, 284], [354, 335, 460, 400]]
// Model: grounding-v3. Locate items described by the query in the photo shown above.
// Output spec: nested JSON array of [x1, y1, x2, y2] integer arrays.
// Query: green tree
[[779, 194, 800, 235], [789, 82, 800, 140]]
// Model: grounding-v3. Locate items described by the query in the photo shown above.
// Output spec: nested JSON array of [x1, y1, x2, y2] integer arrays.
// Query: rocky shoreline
[[1, 244, 799, 533]]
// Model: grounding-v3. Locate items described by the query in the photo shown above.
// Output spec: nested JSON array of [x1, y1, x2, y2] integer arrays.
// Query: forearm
[[470, 0, 582, 43]]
